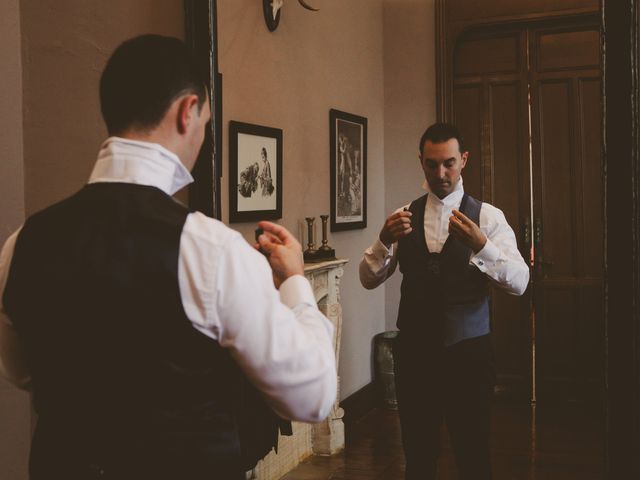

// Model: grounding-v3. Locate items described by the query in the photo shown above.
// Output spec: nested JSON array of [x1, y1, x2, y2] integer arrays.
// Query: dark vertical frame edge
[[184, 0, 221, 219]]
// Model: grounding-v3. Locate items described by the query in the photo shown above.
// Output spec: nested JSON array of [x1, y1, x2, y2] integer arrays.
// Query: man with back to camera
[[0, 35, 337, 480], [360, 123, 529, 480]]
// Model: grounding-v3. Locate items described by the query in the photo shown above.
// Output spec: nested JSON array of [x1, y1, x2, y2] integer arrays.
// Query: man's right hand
[[257, 221, 304, 289], [379, 210, 413, 247]]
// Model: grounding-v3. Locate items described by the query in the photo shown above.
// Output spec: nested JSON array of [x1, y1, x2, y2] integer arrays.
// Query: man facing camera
[[0, 35, 336, 480], [360, 123, 529, 480]]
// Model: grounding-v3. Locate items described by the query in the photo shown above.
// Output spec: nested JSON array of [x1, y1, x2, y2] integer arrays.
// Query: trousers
[[393, 332, 495, 480]]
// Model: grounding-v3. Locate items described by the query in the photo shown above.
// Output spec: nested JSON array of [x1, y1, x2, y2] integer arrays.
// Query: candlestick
[[305, 217, 316, 253], [319, 215, 331, 251]]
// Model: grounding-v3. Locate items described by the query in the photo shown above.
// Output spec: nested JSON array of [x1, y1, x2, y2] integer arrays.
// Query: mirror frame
[[184, 0, 222, 219]]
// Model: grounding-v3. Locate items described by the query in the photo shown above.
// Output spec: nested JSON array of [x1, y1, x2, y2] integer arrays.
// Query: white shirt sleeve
[[0, 228, 32, 390], [359, 205, 408, 289], [359, 238, 398, 289], [470, 204, 530, 296], [179, 212, 337, 423]]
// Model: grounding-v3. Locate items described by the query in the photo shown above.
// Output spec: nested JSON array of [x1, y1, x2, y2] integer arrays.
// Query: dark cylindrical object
[[374, 331, 399, 410]]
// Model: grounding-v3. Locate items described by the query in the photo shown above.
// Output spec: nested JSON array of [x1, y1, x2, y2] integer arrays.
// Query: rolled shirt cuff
[[470, 238, 500, 271], [279, 274, 317, 308]]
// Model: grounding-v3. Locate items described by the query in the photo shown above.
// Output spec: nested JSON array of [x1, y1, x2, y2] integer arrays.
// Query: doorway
[[451, 15, 603, 408]]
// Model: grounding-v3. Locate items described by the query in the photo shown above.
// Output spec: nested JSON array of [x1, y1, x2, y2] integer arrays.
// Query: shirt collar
[[88, 137, 194, 195], [421, 177, 465, 206]]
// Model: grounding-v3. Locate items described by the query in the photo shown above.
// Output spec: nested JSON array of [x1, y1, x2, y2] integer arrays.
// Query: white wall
[[0, 1, 29, 479], [382, 0, 437, 331], [20, 0, 185, 216], [217, 0, 387, 399]]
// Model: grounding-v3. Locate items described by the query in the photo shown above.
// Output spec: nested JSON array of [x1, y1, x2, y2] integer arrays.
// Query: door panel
[[538, 29, 600, 71], [538, 80, 575, 277], [453, 84, 484, 199], [455, 34, 520, 76], [579, 79, 604, 277], [453, 18, 602, 404], [530, 23, 603, 403], [489, 82, 531, 388], [454, 29, 532, 396]]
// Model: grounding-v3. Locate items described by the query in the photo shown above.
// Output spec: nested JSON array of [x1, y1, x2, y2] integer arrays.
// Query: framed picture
[[330, 109, 367, 231], [229, 121, 282, 223]]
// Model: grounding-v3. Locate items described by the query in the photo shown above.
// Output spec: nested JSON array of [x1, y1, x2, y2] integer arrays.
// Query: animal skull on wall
[[263, 0, 319, 32]]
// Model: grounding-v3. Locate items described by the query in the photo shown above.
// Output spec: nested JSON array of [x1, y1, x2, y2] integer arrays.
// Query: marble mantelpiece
[[247, 259, 348, 480]]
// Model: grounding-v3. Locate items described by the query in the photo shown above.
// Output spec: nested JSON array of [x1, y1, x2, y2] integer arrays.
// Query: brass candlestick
[[319, 215, 331, 251], [304, 217, 317, 253], [304, 215, 335, 263]]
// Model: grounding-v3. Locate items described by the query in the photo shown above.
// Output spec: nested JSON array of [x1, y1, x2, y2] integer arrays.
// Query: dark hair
[[100, 34, 207, 135], [418, 123, 465, 155]]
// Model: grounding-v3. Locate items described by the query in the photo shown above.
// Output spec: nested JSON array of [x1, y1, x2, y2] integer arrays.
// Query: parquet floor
[[281, 400, 603, 480]]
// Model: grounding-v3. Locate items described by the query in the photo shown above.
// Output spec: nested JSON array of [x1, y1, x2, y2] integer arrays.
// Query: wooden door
[[529, 21, 603, 403], [452, 16, 603, 404], [453, 27, 533, 398]]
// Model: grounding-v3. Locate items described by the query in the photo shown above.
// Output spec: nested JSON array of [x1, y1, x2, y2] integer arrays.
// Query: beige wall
[[217, 0, 387, 398], [20, 0, 185, 216], [0, 0, 25, 241], [382, 0, 437, 331], [0, 2, 29, 480]]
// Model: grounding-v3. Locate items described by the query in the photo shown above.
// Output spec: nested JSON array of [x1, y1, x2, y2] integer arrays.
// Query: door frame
[[437, 0, 640, 476]]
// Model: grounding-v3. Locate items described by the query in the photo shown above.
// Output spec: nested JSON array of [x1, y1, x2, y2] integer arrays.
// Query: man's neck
[[117, 127, 184, 166]]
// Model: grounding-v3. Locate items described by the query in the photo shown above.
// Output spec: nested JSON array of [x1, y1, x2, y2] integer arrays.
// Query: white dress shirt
[[0, 137, 337, 423], [360, 178, 530, 295]]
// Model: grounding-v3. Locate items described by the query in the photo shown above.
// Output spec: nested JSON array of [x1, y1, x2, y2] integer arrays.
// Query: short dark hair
[[418, 123, 465, 155], [100, 34, 207, 135]]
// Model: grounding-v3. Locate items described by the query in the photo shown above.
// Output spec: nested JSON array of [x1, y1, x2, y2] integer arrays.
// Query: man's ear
[[461, 151, 469, 168], [176, 94, 200, 135]]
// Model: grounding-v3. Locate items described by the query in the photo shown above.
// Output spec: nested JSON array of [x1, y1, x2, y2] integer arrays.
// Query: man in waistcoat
[[0, 35, 337, 480], [360, 123, 529, 480]]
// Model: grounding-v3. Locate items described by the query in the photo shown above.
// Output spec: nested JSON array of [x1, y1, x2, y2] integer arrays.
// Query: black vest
[[397, 193, 490, 346], [3, 183, 284, 479]]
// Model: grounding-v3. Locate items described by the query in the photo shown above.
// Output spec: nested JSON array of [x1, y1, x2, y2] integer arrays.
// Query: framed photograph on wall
[[229, 121, 282, 223], [330, 109, 367, 231]]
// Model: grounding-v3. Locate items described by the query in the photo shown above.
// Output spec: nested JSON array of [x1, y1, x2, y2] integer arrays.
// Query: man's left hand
[[448, 209, 487, 253]]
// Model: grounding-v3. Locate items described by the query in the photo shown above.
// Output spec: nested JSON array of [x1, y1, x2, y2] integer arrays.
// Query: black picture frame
[[229, 121, 283, 223], [330, 109, 367, 231]]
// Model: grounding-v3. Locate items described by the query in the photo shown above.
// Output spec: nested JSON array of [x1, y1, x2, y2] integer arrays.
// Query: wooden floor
[[281, 400, 604, 480]]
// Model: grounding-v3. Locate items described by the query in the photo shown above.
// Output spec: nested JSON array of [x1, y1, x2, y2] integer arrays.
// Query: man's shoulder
[[474, 199, 509, 226], [475, 199, 502, 215], [183, 211, 244, 249]]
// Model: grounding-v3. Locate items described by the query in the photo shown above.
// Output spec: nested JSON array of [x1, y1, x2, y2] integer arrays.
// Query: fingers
[[380, 211, 413, 246], [258, 221, 302, 251], [258, 230, 283, 254], [388, 220, 412, 237], [448, 214, 467, 238], [390, 210, 412, 221], [258, 220, 289, 242], [451, 209, 471, 225], [387, 211, 412, 230]]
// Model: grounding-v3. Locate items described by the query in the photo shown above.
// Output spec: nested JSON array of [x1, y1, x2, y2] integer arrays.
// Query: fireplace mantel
[[248, 258, 348, 480]]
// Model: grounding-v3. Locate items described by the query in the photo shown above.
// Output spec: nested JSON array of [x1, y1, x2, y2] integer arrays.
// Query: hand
[[379, 210, 413, 247], [448, 209, 487, 253], [257, 221, 304, 289]]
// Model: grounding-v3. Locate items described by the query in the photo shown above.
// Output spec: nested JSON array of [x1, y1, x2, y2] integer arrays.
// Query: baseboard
[[339, 382, 377, 426]]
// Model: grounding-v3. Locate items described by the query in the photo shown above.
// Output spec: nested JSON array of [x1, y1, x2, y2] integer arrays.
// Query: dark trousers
[[393, 332, 495, 480]]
